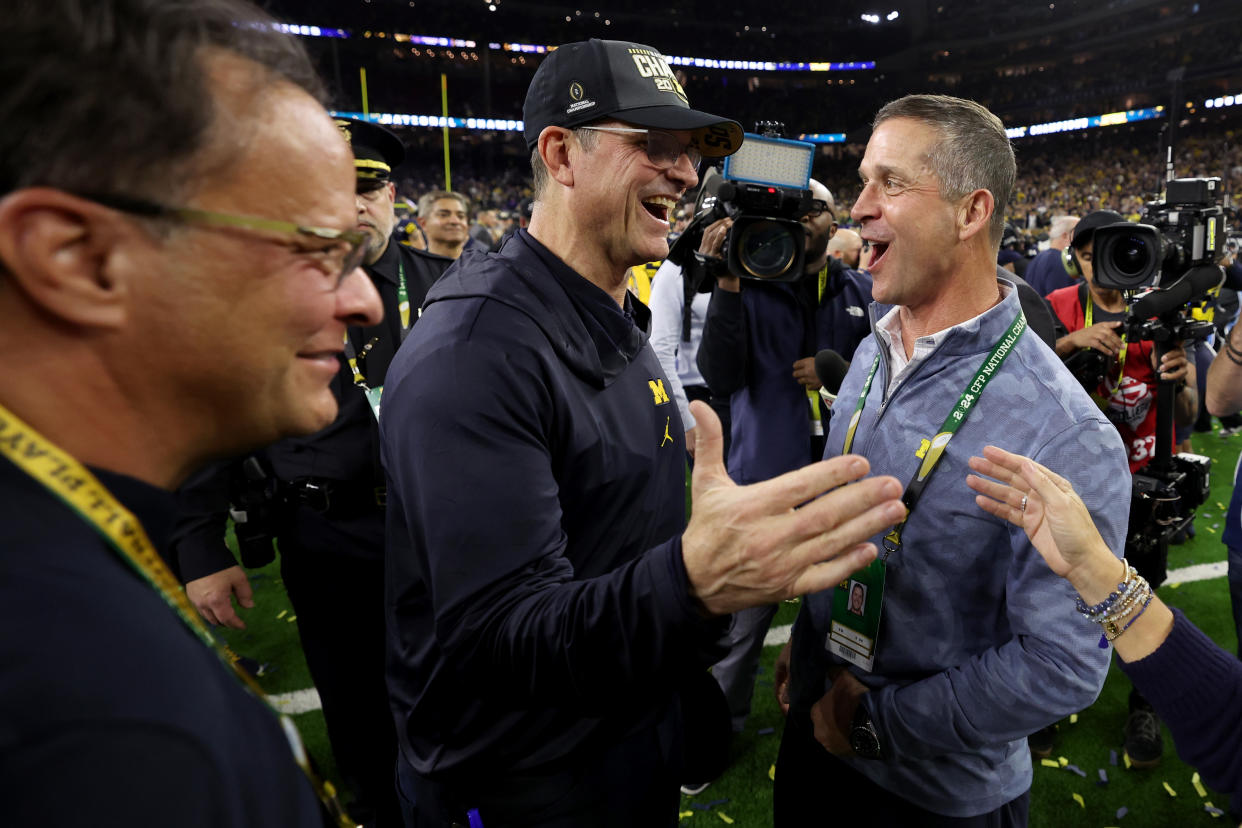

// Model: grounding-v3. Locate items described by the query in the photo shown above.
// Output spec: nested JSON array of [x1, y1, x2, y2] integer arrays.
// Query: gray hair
[[529, 126, 599, 198], [1049, 214, 1079, 240], [873, 94, 1015, 247], [0, 0, 324, 202]]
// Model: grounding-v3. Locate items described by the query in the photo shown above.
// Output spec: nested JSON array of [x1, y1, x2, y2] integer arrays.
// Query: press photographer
[[685, 128, 873, 762], [1047, 183, 1226, 767]]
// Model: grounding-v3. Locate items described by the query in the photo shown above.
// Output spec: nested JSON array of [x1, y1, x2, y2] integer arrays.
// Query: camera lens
[[736, 219, 798, 278], [1109, 235, 1151, 278]]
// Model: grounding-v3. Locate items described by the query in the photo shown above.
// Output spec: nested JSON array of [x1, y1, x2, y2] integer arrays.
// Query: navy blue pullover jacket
[[380, 230, 726, 781]]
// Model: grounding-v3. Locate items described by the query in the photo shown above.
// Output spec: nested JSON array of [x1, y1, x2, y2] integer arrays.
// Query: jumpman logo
[[661, 416, 673, 447]]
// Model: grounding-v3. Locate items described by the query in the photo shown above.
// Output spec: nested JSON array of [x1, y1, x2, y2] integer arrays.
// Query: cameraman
[[694, 179, 873, 740], [1046, 209, 1198, 768]]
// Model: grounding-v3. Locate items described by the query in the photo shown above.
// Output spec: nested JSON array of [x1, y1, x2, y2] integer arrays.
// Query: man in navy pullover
[[380, 39, 909, 827]]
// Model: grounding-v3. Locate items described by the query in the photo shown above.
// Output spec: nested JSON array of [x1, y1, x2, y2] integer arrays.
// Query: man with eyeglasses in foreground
[[172, 117, 451, 826], [380, 38, 908, 826], [693, 180, 874, 757], [0, 0, 383, 825]]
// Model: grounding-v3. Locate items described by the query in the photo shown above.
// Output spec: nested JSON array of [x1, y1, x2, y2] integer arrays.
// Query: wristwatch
[[849, 702, 884, 760]]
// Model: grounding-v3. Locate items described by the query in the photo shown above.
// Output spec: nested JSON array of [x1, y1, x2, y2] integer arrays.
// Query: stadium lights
[[269, 22, 349, 38], [332, 110, 524, 133], [798, 133, 847, 144], [861, 13, 880, 23], [275, 23, 876, 72], [1003, 106, 1165, 140], [887, 10, 899, 20], [1204, 95, 1242, 108]]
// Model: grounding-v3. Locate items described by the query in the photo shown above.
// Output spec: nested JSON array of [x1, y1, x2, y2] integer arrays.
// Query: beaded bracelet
[[1105, 593, 1155, 642], [1099, 576, 1151, 633], [1074, 561, 1138, 619]]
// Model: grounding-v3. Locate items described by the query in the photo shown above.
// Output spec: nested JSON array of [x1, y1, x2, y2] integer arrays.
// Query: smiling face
[[131, 55, 383, 449], [568, 119, 698, 275], [852, 117, 964, 313], [423, 196, 470, 251]]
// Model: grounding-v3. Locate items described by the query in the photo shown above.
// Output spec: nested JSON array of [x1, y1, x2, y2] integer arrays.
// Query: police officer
[[172, 118, 451, 827]]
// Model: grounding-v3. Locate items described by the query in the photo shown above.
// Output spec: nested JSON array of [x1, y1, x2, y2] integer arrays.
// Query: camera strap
[[842, 310, 1027, 556], [0, 401, 357, 828], [1083, 286, 1129, 398]]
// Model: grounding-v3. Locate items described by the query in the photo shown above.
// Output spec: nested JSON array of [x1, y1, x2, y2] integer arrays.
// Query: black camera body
[[1126, 452, 1211, 587], [1094, 177, 1225, 292], [705, 178, 812, 281], [669, 127, 816, 289]]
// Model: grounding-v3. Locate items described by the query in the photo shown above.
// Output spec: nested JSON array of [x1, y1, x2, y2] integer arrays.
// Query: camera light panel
[[722, 134, 815, 190]]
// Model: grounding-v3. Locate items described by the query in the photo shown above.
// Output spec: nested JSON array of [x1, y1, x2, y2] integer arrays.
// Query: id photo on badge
[[847, 580, 868, 617]]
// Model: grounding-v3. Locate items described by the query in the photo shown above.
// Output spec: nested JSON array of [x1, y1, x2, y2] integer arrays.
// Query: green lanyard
[[843, 310, 1027, 554], [0, 402, 356, 827]]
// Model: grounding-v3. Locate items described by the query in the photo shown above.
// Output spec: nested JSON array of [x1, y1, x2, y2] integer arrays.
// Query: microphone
[[814, 349, 850, 405], [1130, 265, 1224, 320]]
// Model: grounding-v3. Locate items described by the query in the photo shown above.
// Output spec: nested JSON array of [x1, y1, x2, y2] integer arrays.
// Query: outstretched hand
[[966, 446, 1115, 582], [682, 401, 906, 616]]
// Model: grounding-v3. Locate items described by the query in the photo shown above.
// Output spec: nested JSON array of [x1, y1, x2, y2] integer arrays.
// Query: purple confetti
[[1109, 749, 1118, 766], [1205, 805, 1225, 816], [706, 799, 730, 808], [757, 727, 775, 736], [1066, 764, 1086, 777], [691, 803, 711, 811], [1116, 806, 1128, 819], [1098, 768, 1108, 784]]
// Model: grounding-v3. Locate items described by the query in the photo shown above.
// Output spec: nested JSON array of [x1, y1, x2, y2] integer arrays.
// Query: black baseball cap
[[334, 117, 406, 182], [1071, 209, 1125, 249], [522, 39, 743, 158]]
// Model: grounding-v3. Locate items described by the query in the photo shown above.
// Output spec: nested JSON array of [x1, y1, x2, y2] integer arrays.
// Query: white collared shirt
[[874, 283, 1013, 395]]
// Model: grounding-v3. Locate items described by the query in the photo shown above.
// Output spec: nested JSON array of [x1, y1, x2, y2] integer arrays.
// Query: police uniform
[[173, 119, 450, 828]]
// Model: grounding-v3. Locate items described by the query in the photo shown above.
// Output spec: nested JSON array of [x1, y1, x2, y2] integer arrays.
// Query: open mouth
[[868, 241, 890, 269], [641, 195, 677, 223]]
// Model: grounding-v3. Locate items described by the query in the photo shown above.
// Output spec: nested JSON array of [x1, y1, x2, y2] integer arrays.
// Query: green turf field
[[218, 426, 1242, 826]]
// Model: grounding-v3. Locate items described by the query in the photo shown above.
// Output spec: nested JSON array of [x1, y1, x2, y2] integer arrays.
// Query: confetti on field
[[1098, 769, 1108, 784], [276, 609, 287, 619], [757, 727, 775, 735], [768, 764, 776, 781], [1206, 526, 1218, 534], [1205, 802, 1225, 817], [679, 811, 694, 820], [689, 802, 710, 811], [717, 813, 734, 824], [1069, 713, 1078, 724], [1168, 582, 1182, 588], [1162, 781, 1177, 797], [1109, 749, 1118, 766], [1193, 772, 1207, 798], [1216, 501, 1226, 510], [1067, 764, 1087, 777], [287, 615, 297, 623], [1123, 752, 1132, 769], [1058, 756, 1069, 767], [1116, 806, 1128, 819], [1041, 759, 1062, 768], [706, 799, 729, 808], [1072, 793, 1085, 808]]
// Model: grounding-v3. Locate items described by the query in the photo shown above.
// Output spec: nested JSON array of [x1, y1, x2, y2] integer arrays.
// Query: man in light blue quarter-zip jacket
[[775, 94, 1131, 828]]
